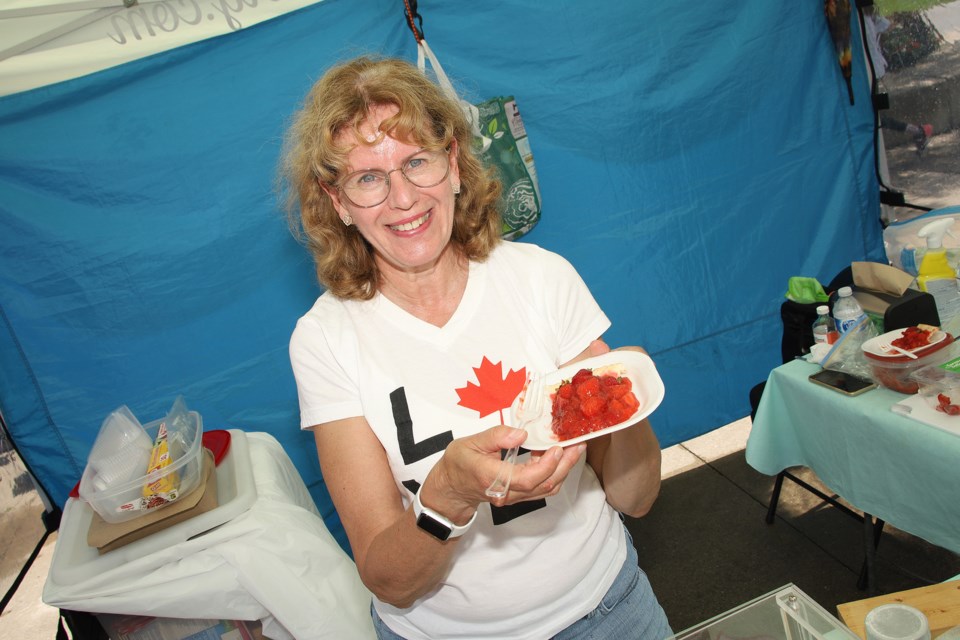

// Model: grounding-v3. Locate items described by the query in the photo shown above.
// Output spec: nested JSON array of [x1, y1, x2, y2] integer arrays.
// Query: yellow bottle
[[917, 218, 960, 325]]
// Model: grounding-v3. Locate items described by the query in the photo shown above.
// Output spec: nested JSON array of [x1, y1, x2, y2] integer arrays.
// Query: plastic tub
[[79, 410, 204, 523], [865, 603, 930, 640], [906, 345, 960, 411], [864, 333, 955, 394]]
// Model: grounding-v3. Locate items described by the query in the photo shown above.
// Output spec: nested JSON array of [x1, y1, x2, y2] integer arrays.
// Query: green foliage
[[876, 0, 948, 14], [880, 10, 941, 70]]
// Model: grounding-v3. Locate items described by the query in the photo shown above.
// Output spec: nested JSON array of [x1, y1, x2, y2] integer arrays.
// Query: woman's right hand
[[314, 418, 584, 607], [421, 426, 587, 518]]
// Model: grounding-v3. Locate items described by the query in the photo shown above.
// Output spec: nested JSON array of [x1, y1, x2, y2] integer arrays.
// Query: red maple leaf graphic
[[456, 357, 526, 423]]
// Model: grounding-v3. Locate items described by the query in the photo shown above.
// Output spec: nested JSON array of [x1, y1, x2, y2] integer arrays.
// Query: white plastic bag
[[821, 316, 880, 381], [884, 206, 960, 276]]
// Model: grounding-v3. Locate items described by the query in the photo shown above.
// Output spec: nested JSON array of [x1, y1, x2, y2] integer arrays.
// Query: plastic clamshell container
[[79, 411, 204, 523], [907, 347, 960, 406], [863, 333, 955, 394]]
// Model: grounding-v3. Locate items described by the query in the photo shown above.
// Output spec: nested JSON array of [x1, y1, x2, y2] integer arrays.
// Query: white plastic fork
[[878, 340, 918, 359], [485, 372, 545, 499]]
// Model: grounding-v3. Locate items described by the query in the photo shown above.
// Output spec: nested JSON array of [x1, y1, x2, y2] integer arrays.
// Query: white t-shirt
[[289, 241, 625, 640]]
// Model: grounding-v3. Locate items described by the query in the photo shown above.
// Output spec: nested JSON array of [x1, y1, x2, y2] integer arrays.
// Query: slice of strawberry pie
[[550, 367, 640, 441]]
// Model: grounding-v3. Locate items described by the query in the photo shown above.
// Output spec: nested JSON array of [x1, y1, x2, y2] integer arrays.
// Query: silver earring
[[342, 215, 353, 226], [453, 183, 461, 194]]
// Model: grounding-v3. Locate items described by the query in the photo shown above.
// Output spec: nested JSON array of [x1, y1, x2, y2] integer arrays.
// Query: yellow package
[[141, 420, 180, 506]]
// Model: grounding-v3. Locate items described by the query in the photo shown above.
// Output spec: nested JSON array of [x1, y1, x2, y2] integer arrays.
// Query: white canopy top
[[0, 0, 322, 96]]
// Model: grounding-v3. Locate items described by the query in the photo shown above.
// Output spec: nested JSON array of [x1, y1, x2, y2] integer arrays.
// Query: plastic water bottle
[[833, 286, 867, 334], [812, 305, 836, 344]]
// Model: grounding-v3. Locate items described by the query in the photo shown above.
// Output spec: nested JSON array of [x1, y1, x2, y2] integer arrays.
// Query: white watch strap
[[413, 487, 477, 538]]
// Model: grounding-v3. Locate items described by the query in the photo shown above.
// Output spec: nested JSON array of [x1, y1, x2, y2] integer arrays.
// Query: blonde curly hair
[[279, 55, 503, 300]]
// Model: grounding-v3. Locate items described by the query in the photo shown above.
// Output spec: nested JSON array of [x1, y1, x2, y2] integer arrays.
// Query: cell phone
[[808, 369, 877, 396]]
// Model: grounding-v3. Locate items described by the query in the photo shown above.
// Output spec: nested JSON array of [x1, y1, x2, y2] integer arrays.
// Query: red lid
[[863, 332, 954, 362]]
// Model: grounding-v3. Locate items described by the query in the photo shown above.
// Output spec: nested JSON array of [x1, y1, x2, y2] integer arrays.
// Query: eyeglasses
[[336, 148, 451, 208]]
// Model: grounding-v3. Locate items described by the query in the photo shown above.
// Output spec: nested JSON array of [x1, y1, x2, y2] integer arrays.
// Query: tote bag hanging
[[417, 39, 542, 239]]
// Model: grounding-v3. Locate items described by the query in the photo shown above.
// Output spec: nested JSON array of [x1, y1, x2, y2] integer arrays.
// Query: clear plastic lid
[[864, 603, 930, 640]]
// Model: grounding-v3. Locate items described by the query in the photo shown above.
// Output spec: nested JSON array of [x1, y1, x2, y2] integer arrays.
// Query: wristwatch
[[412, 488, 477, 541]]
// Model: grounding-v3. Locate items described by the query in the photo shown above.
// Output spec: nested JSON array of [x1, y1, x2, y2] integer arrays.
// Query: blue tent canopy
[[0, 0, 884, 550]]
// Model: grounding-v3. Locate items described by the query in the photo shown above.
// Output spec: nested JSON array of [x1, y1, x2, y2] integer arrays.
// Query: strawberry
[[606, 377, 632, 399], [607, 398, 630, 422], [576, 376, 602, 399], [936, 393, 960, 415], [580, 396, 606, 418], [623, 391, 640, 413], [571, 368, 594, 385], [549, 368, 643, 440]]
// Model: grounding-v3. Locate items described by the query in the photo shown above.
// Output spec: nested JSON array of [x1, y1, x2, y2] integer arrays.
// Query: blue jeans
[[551, 528, 672, 639], [371, 526, 672, 639]]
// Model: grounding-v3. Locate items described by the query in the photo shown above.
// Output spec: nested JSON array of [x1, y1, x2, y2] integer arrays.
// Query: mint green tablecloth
[[745, 359, 960, 556]]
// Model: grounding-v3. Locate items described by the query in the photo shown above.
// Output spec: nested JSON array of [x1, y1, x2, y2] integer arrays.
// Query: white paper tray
[[891, 394, 960, 439], [518, 351, 665, 450], [48, 429, 257, 586]]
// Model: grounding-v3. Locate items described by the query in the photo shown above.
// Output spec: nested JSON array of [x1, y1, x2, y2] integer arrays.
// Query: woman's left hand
[[563, 338, 662, 518]]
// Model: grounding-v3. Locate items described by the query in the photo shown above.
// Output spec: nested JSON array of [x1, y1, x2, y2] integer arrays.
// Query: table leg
[[764, 468, 887, 592], [765, 471, 786, 524], [857, 513, 885, 593], [58, 609, 108, 639]]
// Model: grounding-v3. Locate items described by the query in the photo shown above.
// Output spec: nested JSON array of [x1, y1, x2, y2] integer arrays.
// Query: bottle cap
[[817, 305, 829, 315], [838, 286, 853, 297]]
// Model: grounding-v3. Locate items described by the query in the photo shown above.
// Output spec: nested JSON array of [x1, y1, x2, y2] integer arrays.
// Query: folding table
[[746, 359, 960, 591]]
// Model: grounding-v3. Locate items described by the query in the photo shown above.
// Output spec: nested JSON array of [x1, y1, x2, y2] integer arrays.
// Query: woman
[[281, 55, 671, 639]]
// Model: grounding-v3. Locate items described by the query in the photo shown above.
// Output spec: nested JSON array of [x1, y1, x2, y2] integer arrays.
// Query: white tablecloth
[[43, 431, 374, 640]]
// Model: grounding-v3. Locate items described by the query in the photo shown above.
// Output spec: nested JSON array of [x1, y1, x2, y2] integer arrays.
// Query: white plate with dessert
[[515, 350, 665, 451]]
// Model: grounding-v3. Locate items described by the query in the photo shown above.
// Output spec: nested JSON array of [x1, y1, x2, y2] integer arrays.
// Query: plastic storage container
[[864, 603, 931, 640], [863, 333, 955, 394], [906, 347, 960, 409], [79, 409, 204, 523], [83, 406, 153, 492]]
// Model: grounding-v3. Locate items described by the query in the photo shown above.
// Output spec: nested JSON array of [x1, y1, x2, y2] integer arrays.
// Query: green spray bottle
[[917, 217, 960, 328]]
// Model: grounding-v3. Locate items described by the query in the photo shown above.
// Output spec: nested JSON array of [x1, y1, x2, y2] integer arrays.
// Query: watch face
[[416, 512, 453, 541]]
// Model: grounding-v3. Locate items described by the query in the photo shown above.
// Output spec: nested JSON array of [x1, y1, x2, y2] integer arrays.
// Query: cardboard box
[[97, 613, 263, 640], [851, 261, 940, 331], [88, 449, 217, 553]]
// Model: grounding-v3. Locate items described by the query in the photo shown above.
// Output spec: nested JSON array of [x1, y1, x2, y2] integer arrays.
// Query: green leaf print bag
[[417, 39, 542, 240]]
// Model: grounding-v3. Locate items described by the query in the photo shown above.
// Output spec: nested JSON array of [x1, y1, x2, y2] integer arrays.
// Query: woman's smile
[[388, 211, 432, 233]]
